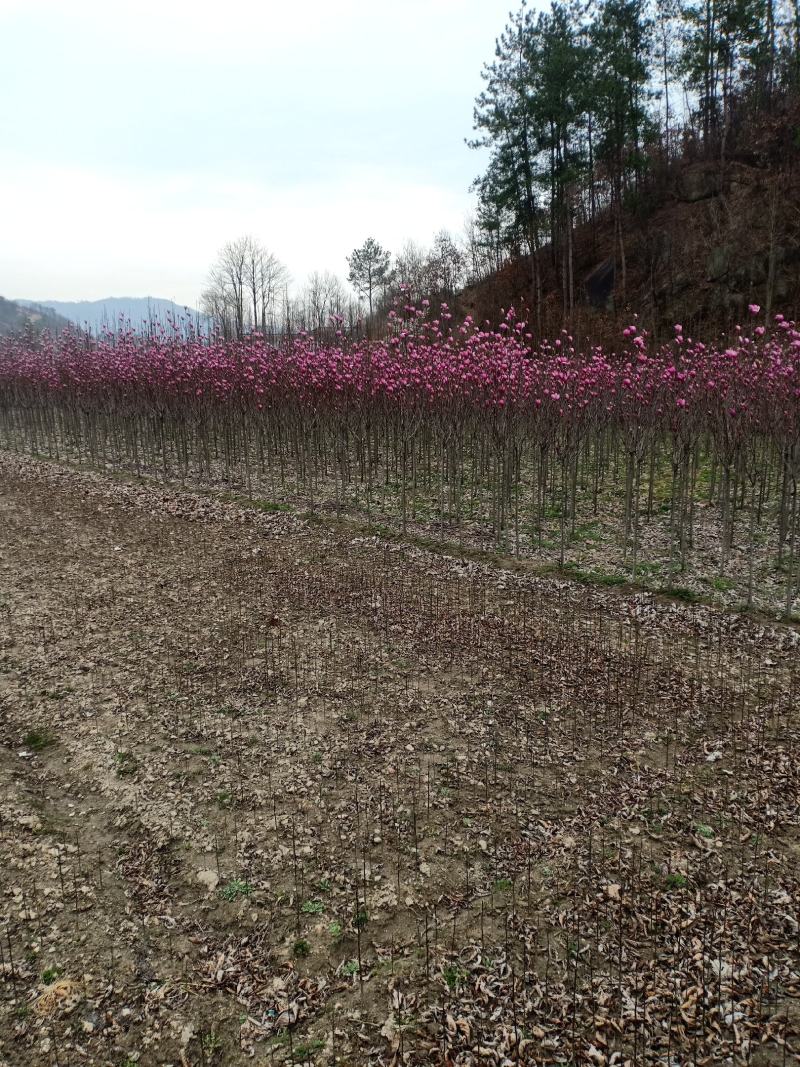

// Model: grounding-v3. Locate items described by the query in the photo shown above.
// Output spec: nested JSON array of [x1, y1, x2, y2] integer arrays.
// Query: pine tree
[[346, 238, 393, 320]]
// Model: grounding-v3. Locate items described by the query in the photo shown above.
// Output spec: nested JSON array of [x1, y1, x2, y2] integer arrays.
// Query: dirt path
[[1, 452, 798, 1066]]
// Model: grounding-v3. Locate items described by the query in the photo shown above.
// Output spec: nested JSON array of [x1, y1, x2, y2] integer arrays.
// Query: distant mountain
[[17, 297, 207, 334], [0, 296, 73, 336]]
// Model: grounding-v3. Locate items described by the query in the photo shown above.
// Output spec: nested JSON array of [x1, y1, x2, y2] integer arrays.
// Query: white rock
[[196, 869, 219, 893]]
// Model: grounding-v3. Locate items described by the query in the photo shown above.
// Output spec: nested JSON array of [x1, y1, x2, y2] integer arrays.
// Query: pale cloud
[[1, 0, 508, 304]]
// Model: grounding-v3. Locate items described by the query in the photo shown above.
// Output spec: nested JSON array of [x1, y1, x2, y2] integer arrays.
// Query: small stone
[[196, 869, 219, 893]]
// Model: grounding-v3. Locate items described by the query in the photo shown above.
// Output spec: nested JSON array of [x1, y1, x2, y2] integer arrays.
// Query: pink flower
[[748, 304, 761, 315]]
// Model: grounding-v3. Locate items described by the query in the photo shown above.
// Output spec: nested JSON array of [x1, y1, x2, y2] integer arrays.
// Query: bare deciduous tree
[[394, 240, 431, 304], [202, 237, 288, 339], [428, 230, 466, 299], [302, 271, 345, 335]]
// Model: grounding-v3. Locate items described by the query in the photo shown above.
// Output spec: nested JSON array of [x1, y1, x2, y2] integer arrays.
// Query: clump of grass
[[246, 497, 292, 514], [214, 703, 243, 718], [559, 563, 626, 587], [114, 751, 138, 777], [661, 585, 701, 604], [41, 965, 63, 984], [636, 561, 662, 576], [695, 823, 714, 838], [328, 920, 343, 940], [301, 899, 324, 914], [572, 520, 601, 543], [443, 964, 468, 990], [292, 1039, 324, 1062], [293, 938, 311, 958], [219, 878, 252, 902], [341, 959, 359, 976], [25, 728, 54, 752], [592, 571, 628, 587], [665, 872, 688, 889], [200, 1029, 223, 1057], [708, 575, 733, 592]]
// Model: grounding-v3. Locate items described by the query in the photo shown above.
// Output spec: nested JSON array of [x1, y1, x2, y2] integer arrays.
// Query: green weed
[[219, 878, 252, 902], [301, 899, 325, 914], [25, 729, 55, 752], [114, 751, 138, 776]]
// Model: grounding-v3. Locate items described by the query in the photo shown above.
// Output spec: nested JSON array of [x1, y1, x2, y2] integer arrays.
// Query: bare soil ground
[[1, 452, 798, 1067]]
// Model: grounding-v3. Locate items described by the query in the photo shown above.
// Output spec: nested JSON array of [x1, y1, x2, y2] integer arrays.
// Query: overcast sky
[[0, 0, 515, 308]]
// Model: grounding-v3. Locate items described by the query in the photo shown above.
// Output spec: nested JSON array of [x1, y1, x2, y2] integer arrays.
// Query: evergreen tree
[[346, 238, 393, 320], [470, 0, 798, 320]]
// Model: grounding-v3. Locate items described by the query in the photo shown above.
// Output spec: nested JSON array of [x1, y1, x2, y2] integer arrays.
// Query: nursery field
[[2, 309, 800, 619], [1, 450, 798, 1067]]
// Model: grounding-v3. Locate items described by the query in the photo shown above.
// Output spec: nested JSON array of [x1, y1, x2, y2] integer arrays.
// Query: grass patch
[[592, 571, 628, 587], [214, 703, 244, 718], [443, 964, 468, 990], [200, 1029, 223, 1057], [560, 563, 627, 587], [114, 751, 138, 777], [661, 585, 702, 604], [219, 878, 252, 902], [24, 728, 55, 752], [251, 498, 292, 513], [292, 1040, 325, 1062], [665, 872, 688, 890], [572, 520, 602, 543], [701, 574, 734, 592], [635, 561, 662, 576]]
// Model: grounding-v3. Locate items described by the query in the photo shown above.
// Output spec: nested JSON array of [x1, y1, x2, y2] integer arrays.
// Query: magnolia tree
[[0, 302, 798, 613]]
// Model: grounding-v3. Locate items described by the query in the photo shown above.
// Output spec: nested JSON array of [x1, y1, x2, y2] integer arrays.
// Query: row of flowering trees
[[1, 303, 798, 613]]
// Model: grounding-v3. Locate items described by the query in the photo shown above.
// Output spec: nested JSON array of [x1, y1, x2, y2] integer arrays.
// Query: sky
[[0, 0, 515, 308]]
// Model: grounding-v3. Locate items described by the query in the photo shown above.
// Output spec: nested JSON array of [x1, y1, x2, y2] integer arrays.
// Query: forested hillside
[[464, 0, 800, 338], [0, 297, 71, 336]]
